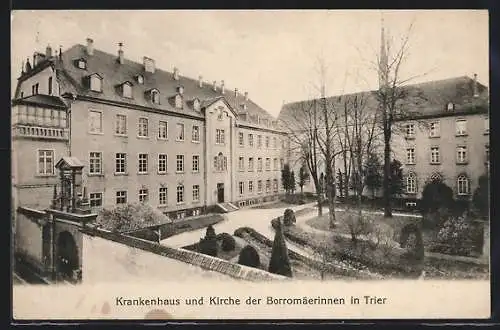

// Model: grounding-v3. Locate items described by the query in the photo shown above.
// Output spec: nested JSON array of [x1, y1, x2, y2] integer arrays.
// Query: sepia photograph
[[11, 9, 490, 320]]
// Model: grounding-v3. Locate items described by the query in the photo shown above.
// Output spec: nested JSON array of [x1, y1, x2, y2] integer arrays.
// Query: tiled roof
[[54, 44, 278, 127], [278, 76, 489, 126], [12, 94, 68, 109]]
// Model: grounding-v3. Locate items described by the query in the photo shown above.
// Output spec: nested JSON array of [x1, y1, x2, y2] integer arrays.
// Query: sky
[[11, 10, 488, 117]]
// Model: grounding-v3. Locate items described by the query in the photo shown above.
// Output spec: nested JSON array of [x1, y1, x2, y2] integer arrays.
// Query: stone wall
[[14, 208, 47, 273]]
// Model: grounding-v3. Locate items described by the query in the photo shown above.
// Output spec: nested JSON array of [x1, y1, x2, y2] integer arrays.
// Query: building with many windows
[[12, 39, 288, 221]]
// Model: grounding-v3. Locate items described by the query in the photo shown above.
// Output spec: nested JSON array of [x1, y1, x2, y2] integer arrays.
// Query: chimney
[[25, 58, 31, 72], [244, 91, 248, 102], [143, 56, 155, 73], [117, 42, 124, 64], [173, 67, 179, 80], [198, 75, 203, 88], [21, 60, 25, 74], [86, 38, 94, 56], [221, 80, 225, 94], [234, 88, 238, 98], [473, 73, 479, 97], [212, 81, 217, 92], [45, 44, 52, 58]]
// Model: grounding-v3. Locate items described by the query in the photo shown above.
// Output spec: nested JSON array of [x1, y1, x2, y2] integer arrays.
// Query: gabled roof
[[12, 94, 68, 109], [56, 44, 278, 126], [56, 156, 84, 169]]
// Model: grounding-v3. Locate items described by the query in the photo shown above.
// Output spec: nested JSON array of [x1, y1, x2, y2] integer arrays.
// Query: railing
[[13, 125, 69, 140]]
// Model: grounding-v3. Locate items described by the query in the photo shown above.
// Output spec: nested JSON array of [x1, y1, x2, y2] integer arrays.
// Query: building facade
[[12, 39, 288, 221]]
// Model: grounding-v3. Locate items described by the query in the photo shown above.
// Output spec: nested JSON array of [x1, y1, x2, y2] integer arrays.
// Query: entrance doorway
[[56, 231, 79, 281], [217, 183, 224, 203]]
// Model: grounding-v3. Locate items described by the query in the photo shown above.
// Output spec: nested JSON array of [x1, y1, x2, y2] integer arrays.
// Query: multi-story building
[[12, 39, 288, 221], [279, 75, 489, 204]]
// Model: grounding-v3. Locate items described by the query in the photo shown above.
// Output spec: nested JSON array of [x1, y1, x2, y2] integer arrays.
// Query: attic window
[[122, 82, 132, 98], [137, 75, 144, 84], [77, 59, 87, 69], [175, 94, 183, 109], [151, 90, 160, 104], [193, 99, 200, 111], [89, 74, 103, 92], [447, 102, 454, 111]]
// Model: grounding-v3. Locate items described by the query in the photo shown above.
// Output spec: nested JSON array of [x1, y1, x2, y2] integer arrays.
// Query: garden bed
[[181, 233, 246, 262]]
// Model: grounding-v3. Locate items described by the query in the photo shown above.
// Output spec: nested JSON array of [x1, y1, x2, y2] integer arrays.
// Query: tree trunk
[[326, 166, 337, 229], [383, 134, 392, 217]]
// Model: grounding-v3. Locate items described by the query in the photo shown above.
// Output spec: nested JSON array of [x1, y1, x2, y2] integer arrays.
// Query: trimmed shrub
[[238, 245, 261, 268], [218, 232, 236, 252], [433, 214, 482, 257], [234, 227, 252, 238], [271, 217, 281, 230], [283, 209, 296, 226], [399, 223, 425, 262], [472, 174, 489, 218], [199, 225, 218, 257], [420, 179, 454, 216], [268, 219, 293, 277]]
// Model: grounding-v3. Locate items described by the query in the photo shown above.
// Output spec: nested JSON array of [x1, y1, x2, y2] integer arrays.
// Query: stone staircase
[[216, 202, 239, 213]]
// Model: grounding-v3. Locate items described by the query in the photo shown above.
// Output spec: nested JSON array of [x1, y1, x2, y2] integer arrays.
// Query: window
[[78, 59, 86, 69], [89, 193, 103, 207], [122, 83, 132, 98], [266, 180, 271, 193], [138, 118, 149, 137], [248, 134, 254, 147], [192, 185, 200, 202], [455, 119, 467, 136], [430, 147, 440, 164], [273, 179, 279, 192], [406, 148, 415, 164], [239, 132, 244, 146], [116, 191, 127, 204], [90, 75, 102, 92], [239, 182, 244, 195], [282, 139, 286, 149], [273, 158, 278, 171], [158, 121, 168, 139], [456, 146, 467, 164], [265, 158, 271, 171], [20, 92, 23, 98], [406, 173, 417, 194], [89, 152, 102, 175], [192, 155, 199, 172], [406, 123, 415, 138], [258, 158, 263, 172], [248, 157, 254, 171], [485, 117, 489, 134], [257, 135, 262, 148], [216, 129, 225, 144], [447, 102, 454, 111], [192, 125, 200, 142], [485, 144, 489, 164], [48, 77, 53, 95], [158, 154, 167, 174], [138, 154, 148, 174], [457, 175, 470, 195], [151, 90, 160, 104], [115, 114, 127, 135], [159, 187, 168, 206], [239, 156, 244, 171], [273, 137, 277, 149], [265, 136, 270, 148], [88, 110, 102, 133], [176, 123, 185, 141], [429, 121, 440, 137], [137, 75, 144, 84], [280, 159, 284, 170], [115, 153, 127, 174], [176, 155, 184, 173], [37, 150, 54, 175], [214, 152, 227, 172], [248, 181, 254, 193], [430, 173, 442, 182], [139, 189, 149, 203], [176, 184, 184, 204], [257, 180, 263, 194], [193, 99, 200, 112], [175, 95, 183, 109]]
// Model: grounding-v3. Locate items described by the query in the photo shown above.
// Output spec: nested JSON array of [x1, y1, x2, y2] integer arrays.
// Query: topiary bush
[[268, 218, 293, 277], [271, 217, 281, 230], [218, 232, 236, 251], [283, 209, 296, 226], [238, 245, 261, 268], [199, 225, 218, 257], [399, 223, 425, 262], [421, 179, 454, 228]]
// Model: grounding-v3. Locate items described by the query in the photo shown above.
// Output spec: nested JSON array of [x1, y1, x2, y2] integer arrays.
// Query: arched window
[[175, 94, 183, 109], [430, 173, 442, 182], [122, 82, 132, 98], [457, 175, 470, 195], [447, 102, 454, 111], [151, 90, 160, 104], [193, 99, 200, 111], [176, 184, 185, 203], [214, 152, 227, 172], [406, 172, 417, 194]]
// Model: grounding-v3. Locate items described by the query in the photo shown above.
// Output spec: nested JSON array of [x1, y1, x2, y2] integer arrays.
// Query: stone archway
[[56, 231, 79, 281]]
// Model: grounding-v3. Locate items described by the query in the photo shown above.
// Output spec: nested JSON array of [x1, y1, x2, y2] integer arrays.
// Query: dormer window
[[151, 89, 160, 104], [121, 82, 133, 98], [177, 86, 184, 95], [193, 98, 200, 111], [447, 102, 454, 111], [89, 74, 103, 92], [175, 94, 183, 109], [77, 58, 87, 70], [136, 75, 144, 84]]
